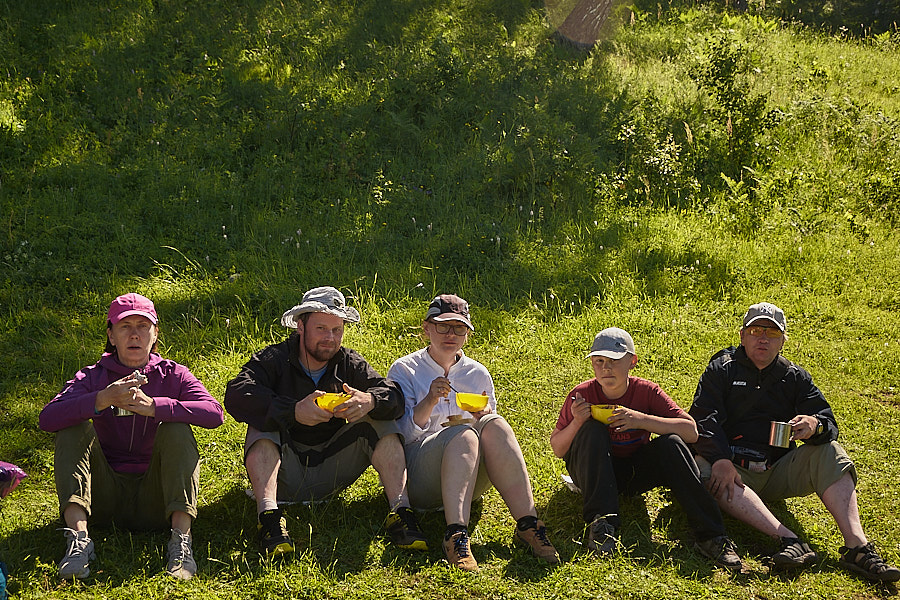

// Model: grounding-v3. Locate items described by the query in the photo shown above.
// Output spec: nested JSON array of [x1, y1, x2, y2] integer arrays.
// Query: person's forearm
[[413, 395, 440, 429], [637, 415, 698, 442], [550, 420, 584, 458]]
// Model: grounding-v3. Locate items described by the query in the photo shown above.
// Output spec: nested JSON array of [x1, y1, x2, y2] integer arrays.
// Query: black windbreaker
[[224, 333, 404, 447], [689, 345, 838, 466]]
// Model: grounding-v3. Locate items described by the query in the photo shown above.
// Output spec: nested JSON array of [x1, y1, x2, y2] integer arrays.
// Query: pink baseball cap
[[107, 293, 158, 325]]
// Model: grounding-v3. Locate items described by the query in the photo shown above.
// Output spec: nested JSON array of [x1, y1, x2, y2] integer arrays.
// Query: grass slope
[[1, 0, 899, 598]]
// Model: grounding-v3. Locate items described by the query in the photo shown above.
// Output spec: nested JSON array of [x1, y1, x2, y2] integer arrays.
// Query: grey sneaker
[[586, 515, 618, 557], [166, 528, 197, 580], [695, 535, 742, 571], [58, 528, 95, 579]]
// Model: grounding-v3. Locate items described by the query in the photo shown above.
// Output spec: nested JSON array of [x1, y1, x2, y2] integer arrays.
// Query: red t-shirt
[[555, 376, 688, 458]]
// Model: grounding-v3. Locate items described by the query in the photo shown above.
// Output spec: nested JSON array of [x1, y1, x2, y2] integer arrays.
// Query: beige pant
[[696, 441, 856, 501], [404, 413, 504, 510]]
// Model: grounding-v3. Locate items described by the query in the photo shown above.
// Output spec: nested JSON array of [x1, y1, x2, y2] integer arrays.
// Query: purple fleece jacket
[[39, 352, 223, 474]]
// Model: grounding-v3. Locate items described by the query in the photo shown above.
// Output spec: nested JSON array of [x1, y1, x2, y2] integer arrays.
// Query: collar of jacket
[[734, 345, 791, 379]]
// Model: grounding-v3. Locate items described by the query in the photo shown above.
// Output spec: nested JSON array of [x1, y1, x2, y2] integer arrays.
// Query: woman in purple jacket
[[39, 293, 223, 581]]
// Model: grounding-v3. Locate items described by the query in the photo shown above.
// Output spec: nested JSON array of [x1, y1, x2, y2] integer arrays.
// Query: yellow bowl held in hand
[[317, 392, 351, 411], [591, 404, 617, 424], [456, 392, 488, 413]]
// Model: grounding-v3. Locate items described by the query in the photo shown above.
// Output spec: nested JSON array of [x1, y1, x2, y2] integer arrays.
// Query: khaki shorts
[[245, 417, 402, 503], [696, 441, 856, 501], [405, 413, 504, 510]]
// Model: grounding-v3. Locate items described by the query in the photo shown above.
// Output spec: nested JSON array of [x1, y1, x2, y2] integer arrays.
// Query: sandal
[[772, 537, 817, 569], [839, 542, 900, 582]]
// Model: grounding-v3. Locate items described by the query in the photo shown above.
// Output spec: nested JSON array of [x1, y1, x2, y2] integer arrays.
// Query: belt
[[733, 457, 769, 473]]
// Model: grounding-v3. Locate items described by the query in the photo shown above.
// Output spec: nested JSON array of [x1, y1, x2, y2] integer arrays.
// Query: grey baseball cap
[[742, 302, 786, 331], [586, 327, 636, 359], [280, 286, 360, 328]]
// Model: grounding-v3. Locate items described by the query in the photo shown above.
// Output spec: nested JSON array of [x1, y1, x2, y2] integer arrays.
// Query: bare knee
[[245, 438, 280, 474], [373, 433, 404, 461], [448, 427, 479, 455]]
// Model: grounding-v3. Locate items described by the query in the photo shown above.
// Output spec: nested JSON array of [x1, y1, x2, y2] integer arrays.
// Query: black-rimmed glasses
[[431, 321, 469, 336]]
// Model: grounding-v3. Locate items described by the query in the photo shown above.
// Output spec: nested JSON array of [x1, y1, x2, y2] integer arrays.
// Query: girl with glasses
[[388, 294, 558, 571]]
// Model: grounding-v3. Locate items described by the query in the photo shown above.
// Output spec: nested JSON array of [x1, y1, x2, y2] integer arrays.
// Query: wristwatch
[[814, 419, 824, 435]]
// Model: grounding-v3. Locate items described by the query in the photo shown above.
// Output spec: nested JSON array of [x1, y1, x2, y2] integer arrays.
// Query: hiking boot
[[384, 507, 428, 551], [443, 528, 478, 572], [514, 520, 560, 565], [839, 542, 900, 582], [695, 535, 742, 571], [772, 537, 817, 569], [58, 528, 95, 579], [257, 508, 295, 556], [586, 515, 618, 557], [166, 528, 197, 580]]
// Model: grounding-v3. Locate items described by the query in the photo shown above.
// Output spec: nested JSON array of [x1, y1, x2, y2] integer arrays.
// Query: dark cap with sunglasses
[[425, 294, 474, 331], [742, 302, 786, 332]]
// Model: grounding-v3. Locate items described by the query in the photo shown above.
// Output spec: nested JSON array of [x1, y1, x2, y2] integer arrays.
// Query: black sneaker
[[839, 542, 900, 582], [257, 508, 295, 556], [695, 535, 742, 571], [772, 537, 817, 569], [586, 515, 618, 557], [385, 507, 428, 551]]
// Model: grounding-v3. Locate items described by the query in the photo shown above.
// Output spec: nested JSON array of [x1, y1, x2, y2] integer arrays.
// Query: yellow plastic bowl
[[317, 392, 351, 411], [590, 404, 617, 424], [456, 392, 488, 413]]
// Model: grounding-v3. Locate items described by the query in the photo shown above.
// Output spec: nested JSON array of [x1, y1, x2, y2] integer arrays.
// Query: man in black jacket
[[225, 286, 426, 556], [689, 302, 899, 582]]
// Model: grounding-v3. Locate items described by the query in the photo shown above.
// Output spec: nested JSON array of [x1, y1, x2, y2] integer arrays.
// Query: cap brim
[[281, 303, 361, 328], [431, 313, 474, 331], [112, 310, 158, 325], [744, 316, 784, 331], [586, 350, 630, 359]]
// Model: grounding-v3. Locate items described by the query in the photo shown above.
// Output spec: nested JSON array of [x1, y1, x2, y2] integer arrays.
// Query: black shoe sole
[[839, 561, 900, 582]]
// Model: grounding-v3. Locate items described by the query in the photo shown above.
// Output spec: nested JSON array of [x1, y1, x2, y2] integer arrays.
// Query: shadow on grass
[[0, 0, 753, 454]]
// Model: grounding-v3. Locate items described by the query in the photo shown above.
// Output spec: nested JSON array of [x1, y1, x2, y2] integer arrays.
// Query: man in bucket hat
[[225, 286, 426, 556], [689, 302, 900, 581]]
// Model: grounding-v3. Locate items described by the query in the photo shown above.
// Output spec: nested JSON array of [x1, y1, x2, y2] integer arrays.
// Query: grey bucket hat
[[280, 286, 360, 328]]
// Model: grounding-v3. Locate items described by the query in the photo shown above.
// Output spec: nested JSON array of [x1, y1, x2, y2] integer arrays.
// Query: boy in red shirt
[[551, 328, 740, 569]]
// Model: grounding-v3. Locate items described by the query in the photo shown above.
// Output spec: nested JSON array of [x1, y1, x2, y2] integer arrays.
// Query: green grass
[[2, 0, 900, 597]]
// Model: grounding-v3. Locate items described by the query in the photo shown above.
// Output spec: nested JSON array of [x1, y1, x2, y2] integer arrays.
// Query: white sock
[[389, 490, 410, 512], [258, 497, 278, 514]]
